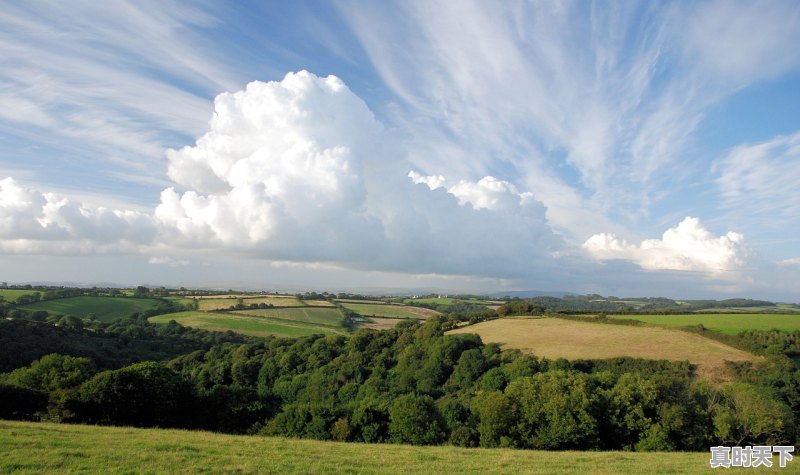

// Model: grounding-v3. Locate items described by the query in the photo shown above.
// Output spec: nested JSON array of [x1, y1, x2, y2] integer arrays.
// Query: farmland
[[232, 307, 345, 327], [0, 421, 715, 475], [341, 302, 440, 319], [18, 296, 161, 323], [196, 295, 304, 311], [449, 317, 759, 382], [149, 310, 342, 337], [609, 313, 800, 335]]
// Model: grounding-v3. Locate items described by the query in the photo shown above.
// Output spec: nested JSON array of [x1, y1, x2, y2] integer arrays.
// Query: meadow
[[449, 317, 759, 382], [18, 297, 161, 322], [609, 313, 800, 335], [341, 302, 439, 319], [149, 311, 342, 338], [0, 421, 718, 474]]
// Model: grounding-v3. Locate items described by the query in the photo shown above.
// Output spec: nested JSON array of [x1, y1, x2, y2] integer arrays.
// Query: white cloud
[[0, 177, 155, 253], [583, 217, 748, 275], [714, 131, 800, 223]]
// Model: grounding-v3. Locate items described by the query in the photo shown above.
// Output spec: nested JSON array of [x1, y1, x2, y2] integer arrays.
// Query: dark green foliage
[[0, 384, 48, 420], [75, 362, 195, 428]]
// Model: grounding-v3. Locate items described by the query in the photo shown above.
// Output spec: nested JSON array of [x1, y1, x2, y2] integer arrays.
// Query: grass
[[0, 289, 38, 303], [18, 297, 161, 323], [449, 317, 759, 383], [149, 311, 340, 338], [0, 421, 722, 474], [609, 313, 800, 335], [232, 307, 345, 328], [341, 303, 439, 319]]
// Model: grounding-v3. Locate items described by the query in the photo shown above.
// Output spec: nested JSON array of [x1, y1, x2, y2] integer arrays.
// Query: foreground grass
[[609, 313, 800, 335], [19, 296, 161, 322], [0, 421, 723, 474], [450, 317, 758, 382]]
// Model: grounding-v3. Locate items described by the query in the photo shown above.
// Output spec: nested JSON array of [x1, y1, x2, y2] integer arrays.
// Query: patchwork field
[[232, 307, 345, 327], [609, 313, 800, 335], [196, 296, 303, 311], [18, 297, 161, 323], [149, 311, 341, 337], [341, 303, 440, 319], [449, 317, 759, 382], [0, 421, 714, 474]]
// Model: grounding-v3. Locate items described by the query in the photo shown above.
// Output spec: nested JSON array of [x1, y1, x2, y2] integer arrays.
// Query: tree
[[388, 393, 445, 445], [77, 361, 194, 427]]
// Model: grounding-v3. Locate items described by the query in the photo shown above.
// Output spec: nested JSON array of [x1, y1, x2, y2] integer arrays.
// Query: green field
[[149, 311, 340, 338], [609, 313, 800, 335], [0, 421, 719, 474], [0, 289, 38, 303], [232, 307, 345, 327], [18, 297, 161, 323], [341, 303, 439, 319]]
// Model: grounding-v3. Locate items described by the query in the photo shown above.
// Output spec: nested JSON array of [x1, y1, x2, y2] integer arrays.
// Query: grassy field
[[18, 297, 161, 323], [449, 317, 759, 382], [609, 313, 800, 335], [149, 311, 340, 338], [232, 307, 345, 328], [0, 289, 38, 303], [302, 299, 336, 307], [0, 421, 722, 475], [196, 296, 304, 311], [341, 303, 439, 319]]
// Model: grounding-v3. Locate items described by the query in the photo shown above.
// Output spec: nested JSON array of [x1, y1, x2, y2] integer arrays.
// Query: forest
[[1, 309, 798, 451]]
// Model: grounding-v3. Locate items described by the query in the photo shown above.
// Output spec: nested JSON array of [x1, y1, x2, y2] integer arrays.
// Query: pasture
[[0, 421, 716, 474], [341, 303, 439, 319], [449, 317, 759, 382], [149, 311, 341, 338], [0, 289, 38, 303], [18, 297, 160, 323], [609, 313, 800, 335]]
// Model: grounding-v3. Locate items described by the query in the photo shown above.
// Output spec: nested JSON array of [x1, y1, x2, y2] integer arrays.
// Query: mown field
[[449, 317, 759, 382], [149, 311, 342, 338], [609, 313, 800, 335], [341, 303, 440, 319], [232, 307, 345, 327], [0, 421, 718, 474], [0, 289, 38, 302], [18, 297, 161, 323]]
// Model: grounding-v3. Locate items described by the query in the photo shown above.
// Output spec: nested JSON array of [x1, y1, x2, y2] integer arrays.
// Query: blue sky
[[1, 1, 799, 299]]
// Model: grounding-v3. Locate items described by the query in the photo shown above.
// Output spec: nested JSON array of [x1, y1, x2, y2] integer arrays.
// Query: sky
[[1, 0, 799, 300]]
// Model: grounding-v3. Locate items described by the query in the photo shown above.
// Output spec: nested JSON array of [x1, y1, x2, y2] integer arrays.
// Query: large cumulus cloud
[[0, 71, 563, 278], [583, 217, 748, 275]]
